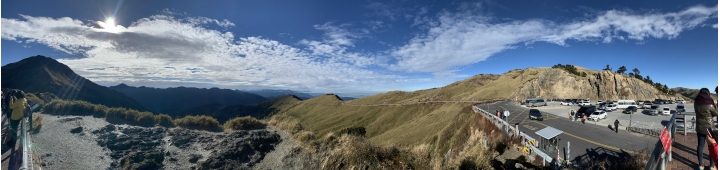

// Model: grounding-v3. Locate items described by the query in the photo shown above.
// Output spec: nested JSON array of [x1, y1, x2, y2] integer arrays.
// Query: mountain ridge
[[1, 55, 147, 111], [109, 84, 268, 114]]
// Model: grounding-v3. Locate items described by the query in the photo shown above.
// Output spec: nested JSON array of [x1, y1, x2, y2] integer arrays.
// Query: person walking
[[571, 110, 576, 122], [694, 88, 717, 170], [8, 90, 27, 147], [582, 114, 586, 124], [614, 119, 622, 133]]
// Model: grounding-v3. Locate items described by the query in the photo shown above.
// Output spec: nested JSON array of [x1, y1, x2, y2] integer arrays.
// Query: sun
[[97, 17, 125, 33]]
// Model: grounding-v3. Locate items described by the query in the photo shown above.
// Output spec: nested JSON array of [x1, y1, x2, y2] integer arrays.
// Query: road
[[478, 101, 659, 166]]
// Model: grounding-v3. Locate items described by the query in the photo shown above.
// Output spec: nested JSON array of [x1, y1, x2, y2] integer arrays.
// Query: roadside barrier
[[644, 113, 677, 170], [7, 104, 37, 170], [473, 105, 553, 166]]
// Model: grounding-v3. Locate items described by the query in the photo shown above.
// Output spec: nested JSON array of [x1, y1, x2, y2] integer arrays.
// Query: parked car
[[560, 101, 572, 106], [623, 106, 638, 114], [528, 109, 543, 121], [576, 106, 597, 118], [649, 104, 660, 115], [580, 101, 591, 106], [676, 104, 685, 112], [526, 98, 547, 107], [643, 103, 653, 109], [616, 100, 637, 109], [662, 107, 671, 115], [589, 111, 607, 121], [676, 99, 685, 104], [604, 104, 617, 111], [596, 100, 603, 105]]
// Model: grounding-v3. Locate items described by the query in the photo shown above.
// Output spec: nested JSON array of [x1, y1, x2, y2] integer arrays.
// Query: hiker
[[496, 110, 500, 119], [614, 119, 622, 133], [8, 90, 27, 147], [691, 116, 696, 129], [582, 114, 586, 124], [694, 88, 717, 170], [571, 110, 576, 122]]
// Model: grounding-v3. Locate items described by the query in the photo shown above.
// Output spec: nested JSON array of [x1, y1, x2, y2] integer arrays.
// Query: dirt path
[[31, 114, 113, 170], [252, 127, 321, 170]]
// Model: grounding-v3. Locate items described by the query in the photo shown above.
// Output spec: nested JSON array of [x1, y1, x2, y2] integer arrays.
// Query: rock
[[70, 126, 83, 133], [515, 69, 683, 100], [198, 131, 281, 169], [188, 154, 202, 163]]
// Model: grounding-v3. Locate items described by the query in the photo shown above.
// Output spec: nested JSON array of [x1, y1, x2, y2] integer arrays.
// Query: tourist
[[614, 119, 621, 133], [694, 88, 717, 170], [8, 90, 27, 147], [706, 128, 718, 170]]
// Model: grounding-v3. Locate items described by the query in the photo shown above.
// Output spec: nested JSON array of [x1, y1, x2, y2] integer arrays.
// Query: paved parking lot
[[525, 102, 702, 132]]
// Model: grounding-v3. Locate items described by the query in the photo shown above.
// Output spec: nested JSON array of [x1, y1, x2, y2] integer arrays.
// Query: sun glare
[[97, 17, 125, 33]]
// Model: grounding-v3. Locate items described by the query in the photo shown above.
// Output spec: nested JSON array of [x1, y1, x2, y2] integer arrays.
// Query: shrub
[[30, 114, 43, 134], [174, 115, 223, 132], [155, 114, 175, 127], [339, 126, 366, 137], [43, 100, 108, 116], [223, 116, 265, 130]]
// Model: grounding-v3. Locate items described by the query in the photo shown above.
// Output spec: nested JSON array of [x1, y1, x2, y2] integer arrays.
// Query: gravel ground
[[32, 114, 113, 170]]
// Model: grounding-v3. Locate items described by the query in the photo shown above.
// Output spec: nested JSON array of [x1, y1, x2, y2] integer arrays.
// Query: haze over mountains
[[108, 84, 267, 114], [1, 56, 147, 111]]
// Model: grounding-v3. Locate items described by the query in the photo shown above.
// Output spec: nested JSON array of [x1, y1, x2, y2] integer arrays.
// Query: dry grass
[[173, 115, 223, 132], [30, 114, 43, 134], [223, 116, 266, 130]]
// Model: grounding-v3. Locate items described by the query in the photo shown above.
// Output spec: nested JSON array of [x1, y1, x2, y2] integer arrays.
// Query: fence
[[472, 105, 554, 166], [644, 113, 677, 170], [5, 104, 37, 170], [627, 121, 663, 137]]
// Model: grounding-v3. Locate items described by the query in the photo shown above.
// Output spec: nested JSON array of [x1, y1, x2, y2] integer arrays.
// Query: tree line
[[554, 64, 675, 95]]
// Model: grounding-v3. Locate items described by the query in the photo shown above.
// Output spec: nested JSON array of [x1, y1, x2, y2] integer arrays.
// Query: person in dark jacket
[[614, 119, 621, 133], [695, 88, 717, 170]]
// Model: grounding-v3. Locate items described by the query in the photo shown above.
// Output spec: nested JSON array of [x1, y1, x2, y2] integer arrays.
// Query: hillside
[[1, 55, 147, 111], [242, 89, 315, 100], [671, 87, 718, 102], [173, 95, 302, 123], [109, 84, 267, 114], [267, 66, 685, 167]]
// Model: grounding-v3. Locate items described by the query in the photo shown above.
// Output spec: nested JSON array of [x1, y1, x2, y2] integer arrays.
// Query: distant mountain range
[[671, 87, 718, 101], [242, 89, 357, 100], [109, 84, 267, 114], [172, 95, 302, 123], [1, 55, 147, 111]]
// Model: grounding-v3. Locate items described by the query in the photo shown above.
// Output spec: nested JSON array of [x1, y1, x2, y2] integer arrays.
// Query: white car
[[604, 104, 617, 112], [589, 111, 607, 121], [560, 101, 572, 106], [662, 107, 671, 115], [596, 100, 603, 105], [580, 101, 591, 106]]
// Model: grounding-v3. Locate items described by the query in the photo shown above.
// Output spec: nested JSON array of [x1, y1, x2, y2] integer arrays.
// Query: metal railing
[[473, 105, 553, 166], [644, 113, 677, 170], [7, 104, 38, 170]]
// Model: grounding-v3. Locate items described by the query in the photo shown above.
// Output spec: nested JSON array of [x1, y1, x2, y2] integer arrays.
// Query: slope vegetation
[[1, 55, 146, 111]]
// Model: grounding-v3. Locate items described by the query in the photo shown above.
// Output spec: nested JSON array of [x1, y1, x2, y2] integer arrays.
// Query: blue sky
[[2, 0, 718, 95]]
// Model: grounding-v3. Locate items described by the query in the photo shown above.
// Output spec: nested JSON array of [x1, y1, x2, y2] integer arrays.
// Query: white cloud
[[390, 4, 718, 74], [2, 14, 400, 93], [299, 22, 379, 67]]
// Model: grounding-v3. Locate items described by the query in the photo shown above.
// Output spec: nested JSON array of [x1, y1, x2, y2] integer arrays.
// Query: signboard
[[660, 127, 671, 154]]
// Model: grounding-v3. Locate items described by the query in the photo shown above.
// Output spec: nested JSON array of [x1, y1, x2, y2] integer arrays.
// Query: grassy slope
[[277, 70, 541, 147]]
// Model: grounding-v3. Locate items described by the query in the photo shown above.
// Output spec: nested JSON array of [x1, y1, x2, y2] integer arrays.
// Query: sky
[[1, 0, 718, 95]]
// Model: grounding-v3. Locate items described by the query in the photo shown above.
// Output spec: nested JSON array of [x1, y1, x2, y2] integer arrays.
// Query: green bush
[[339, 126, 366, 137], [43, 100, 108, 116], [223, 116, 266, 130], [155, 114, 175, 127], [174, 115, 223, 132]]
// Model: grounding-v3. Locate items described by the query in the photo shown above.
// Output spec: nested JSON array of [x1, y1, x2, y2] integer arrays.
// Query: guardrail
[[7, 104, 38, 170], [644, 113, 677, 170], [472, 105, 554, 166]]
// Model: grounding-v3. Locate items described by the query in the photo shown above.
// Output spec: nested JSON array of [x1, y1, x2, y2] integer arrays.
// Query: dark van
[[576, 105, 597, 118]]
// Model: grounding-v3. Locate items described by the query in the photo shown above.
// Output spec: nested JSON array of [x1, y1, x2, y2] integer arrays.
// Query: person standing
[[571, 110, 576, 122], [614, 119, 622, 133], [8, 90, 27, 147], [582, 114, 586, 124], [694, 88, 717, 170]]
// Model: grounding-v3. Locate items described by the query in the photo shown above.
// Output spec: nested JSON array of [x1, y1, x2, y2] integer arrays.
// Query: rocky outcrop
[[516, 69, 683, 101], [90, 124, 281, 170]]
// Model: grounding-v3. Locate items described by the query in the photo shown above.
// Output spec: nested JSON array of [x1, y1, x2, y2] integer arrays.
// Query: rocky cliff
[[515, 69, 682, 101]]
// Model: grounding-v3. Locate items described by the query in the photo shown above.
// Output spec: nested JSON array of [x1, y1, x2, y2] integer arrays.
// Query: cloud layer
[[390, 5, 718, 73], [2, 14, 402, 92], [2, 4, 717, 92]]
